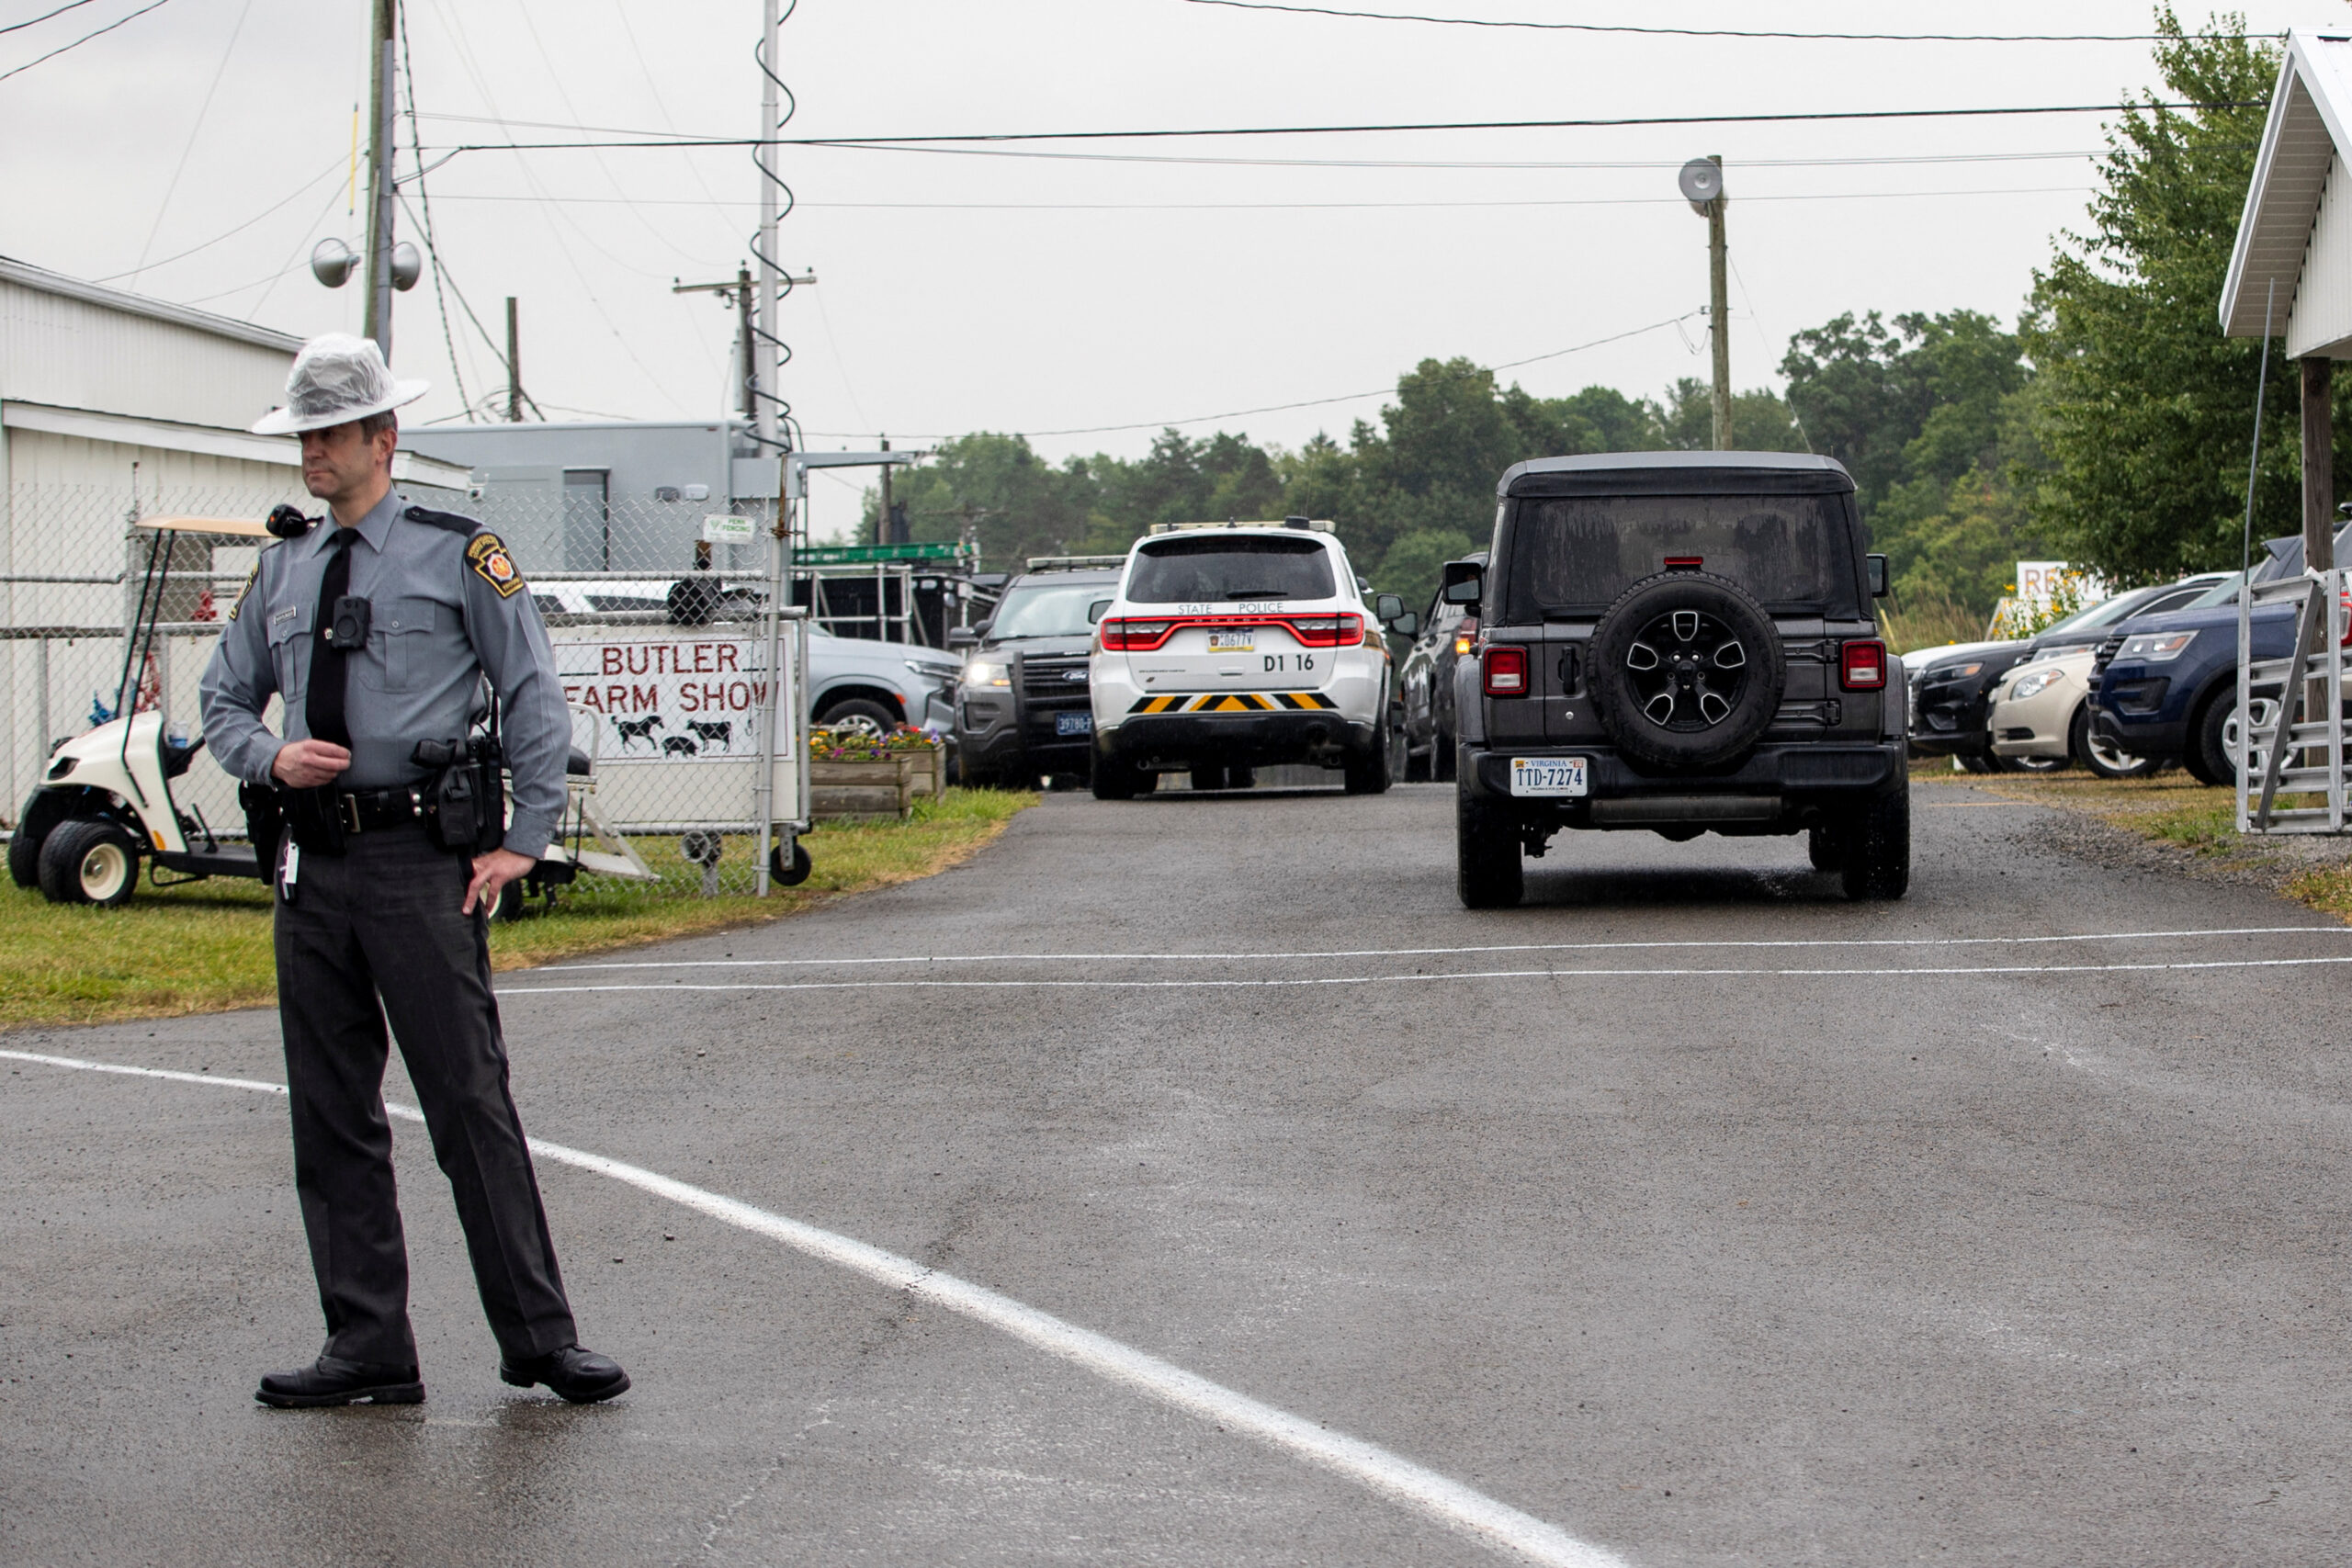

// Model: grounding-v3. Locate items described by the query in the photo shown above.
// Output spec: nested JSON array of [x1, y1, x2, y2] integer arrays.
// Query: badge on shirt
[[466, 533, 526, 598]]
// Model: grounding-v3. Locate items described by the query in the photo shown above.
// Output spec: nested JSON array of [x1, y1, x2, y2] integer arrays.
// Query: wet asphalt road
[[6, 775, 2352, 1567]]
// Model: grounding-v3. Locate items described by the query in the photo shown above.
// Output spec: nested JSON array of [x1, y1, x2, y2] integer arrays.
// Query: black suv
[[952, 558, 1124, 786], [1449, 452, 1905, 908]]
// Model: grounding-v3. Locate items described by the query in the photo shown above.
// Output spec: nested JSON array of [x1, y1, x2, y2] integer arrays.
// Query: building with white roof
[[2220, 27, 2352, 563]]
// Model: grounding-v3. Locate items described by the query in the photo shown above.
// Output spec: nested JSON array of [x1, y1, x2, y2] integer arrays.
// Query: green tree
[[868, 433, 1099, 567], [1658, 378, 1809, 452], [2020, 10, 2310, 583]]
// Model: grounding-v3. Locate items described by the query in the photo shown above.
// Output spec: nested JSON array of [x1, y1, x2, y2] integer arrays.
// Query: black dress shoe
[[256, 1355, 424, 1408], [500, 1344, 629, 1404]]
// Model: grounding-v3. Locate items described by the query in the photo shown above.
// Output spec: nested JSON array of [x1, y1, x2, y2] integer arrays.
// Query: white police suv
[[1087, 518, 1416, 798]]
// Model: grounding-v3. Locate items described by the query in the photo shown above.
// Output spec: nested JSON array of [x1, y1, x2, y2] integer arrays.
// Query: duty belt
[[331, 785, 430, 833]]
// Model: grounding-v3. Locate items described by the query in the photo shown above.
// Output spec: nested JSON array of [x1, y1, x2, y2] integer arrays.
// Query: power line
[[1176, 0, 2253, 43], [0, 0, 175, 85], [0, 0, 99, 38], [410, 117, 2105, 170], [413, 100, 2263, 159], [91, 154, 342, 281], [417, 183, 2097, 212], [1013, 311, 1702, 438], [127, 0, 254, 285]]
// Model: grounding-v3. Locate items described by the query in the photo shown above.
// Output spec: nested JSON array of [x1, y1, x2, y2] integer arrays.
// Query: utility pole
[[504, 297, 523, 421], [881, 435, 903, 544], [755, 0, 782, 457], [1678, 154, 1731, 449], [1707, 162, 1732, 451], [361, 0, 398, 359], [675, 263, 813, 423]]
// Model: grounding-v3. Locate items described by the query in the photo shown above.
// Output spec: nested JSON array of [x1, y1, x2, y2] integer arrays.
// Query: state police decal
[[466, 533, 526, 597]]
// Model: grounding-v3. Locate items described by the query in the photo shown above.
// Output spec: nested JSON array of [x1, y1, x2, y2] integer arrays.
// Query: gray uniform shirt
[[197, 488, 570, 861]]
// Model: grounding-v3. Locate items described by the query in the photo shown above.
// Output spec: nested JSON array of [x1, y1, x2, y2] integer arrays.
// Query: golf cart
[[8, 512, 660, 914], [9, 513, 271, 905]]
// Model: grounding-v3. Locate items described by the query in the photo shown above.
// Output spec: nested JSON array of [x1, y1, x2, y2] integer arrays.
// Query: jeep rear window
[[1126, 536, 1336, 604], [1503, 494, 1854, 620]]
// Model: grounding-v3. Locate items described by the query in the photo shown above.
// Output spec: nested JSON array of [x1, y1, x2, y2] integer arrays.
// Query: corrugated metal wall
[[0, 277, 294, 431], [2290, 155, 2352, 358]]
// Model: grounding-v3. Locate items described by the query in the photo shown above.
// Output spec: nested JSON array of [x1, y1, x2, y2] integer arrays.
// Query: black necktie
[[305, 528, 355, 749]]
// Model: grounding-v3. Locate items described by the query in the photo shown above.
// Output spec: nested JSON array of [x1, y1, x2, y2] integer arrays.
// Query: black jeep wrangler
[[1449, 452, 1906, 908]]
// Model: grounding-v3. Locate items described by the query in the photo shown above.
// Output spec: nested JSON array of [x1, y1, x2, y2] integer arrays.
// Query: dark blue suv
[[2088, 529, 2346, 784]]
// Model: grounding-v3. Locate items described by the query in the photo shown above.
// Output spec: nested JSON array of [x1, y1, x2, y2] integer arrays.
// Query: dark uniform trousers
[[275, 822, 577, 1366]]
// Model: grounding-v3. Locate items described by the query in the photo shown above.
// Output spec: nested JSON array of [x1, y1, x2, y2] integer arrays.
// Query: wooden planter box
[[809, 750, 939, 821]]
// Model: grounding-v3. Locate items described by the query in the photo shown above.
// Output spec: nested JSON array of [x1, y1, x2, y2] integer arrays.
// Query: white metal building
[[0, 255, 466, 821]]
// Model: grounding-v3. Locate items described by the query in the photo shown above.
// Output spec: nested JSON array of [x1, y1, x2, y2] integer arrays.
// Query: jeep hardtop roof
[[1499, 450, 1857, 499]]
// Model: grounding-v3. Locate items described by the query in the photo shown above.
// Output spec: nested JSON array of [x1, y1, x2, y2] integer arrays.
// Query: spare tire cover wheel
[[1589, 570, 1788, 768]]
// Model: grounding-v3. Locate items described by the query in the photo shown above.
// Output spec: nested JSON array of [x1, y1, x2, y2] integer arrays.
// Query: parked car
[[1984, 645, 2162, 777], [1397, 549, 1485, 781], [2088, 528, 2352, 784], [1907, 572, 2233, 770], [1449, 450, 1906, 908], [951, 558, 1125, 787], [808, 626, 959, 736], [1087, 519, 1416, 798]]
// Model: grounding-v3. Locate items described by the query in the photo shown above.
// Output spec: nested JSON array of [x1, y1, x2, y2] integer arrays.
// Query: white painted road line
[[535, 925, 2352, 973], [496, 952, 2352, 997], [0, 1047, 1631, 1568]]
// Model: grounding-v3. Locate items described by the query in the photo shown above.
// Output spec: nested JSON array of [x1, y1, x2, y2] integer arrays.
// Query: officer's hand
[[271, 739, 351, 789], [464, 847, 537, 915]]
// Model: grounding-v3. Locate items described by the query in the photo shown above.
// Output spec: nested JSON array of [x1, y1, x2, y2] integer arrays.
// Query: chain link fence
[[3, 483, 813, 900]]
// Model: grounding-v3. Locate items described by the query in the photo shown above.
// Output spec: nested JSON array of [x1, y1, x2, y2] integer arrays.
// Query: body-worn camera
[[412, 735, 505, 854], [265, 503, 318, 540], [327, 595, 372, 650]]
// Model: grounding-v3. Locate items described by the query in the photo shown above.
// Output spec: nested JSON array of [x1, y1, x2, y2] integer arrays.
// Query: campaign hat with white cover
[[250, 333, 428, 436]]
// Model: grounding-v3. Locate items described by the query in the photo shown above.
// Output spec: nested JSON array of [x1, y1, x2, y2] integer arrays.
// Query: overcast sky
[[0, 0, 2337, 539]]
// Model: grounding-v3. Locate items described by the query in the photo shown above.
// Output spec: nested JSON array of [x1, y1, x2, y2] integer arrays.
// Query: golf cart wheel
[[2070, 704, 2160, 780], [9, 788, 72, 889], [38, 818, 141, 908], [493, 880, 526, 922], [770, 840, 813, 886], [1994, 751, 2067, 774]]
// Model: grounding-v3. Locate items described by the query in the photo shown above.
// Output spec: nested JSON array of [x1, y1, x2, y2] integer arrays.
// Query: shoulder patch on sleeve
[[403, 504, 482, 535], [226, 562, 260, 621], [465, 532, 526, 597]]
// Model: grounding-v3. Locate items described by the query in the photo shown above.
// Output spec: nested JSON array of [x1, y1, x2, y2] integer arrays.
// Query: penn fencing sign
[[551, 631, 782, 764]]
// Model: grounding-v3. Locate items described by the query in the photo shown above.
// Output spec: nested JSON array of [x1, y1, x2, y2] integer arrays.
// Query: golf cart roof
[[134, 514, 275, 537]]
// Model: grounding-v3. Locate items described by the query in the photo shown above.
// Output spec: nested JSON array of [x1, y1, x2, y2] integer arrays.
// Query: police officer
[[200, 334, 628, 1408]]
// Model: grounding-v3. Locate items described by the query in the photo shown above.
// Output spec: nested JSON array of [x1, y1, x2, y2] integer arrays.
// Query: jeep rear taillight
[[1483, 645, 1530, 696], [1840, 638, 1887, 691]]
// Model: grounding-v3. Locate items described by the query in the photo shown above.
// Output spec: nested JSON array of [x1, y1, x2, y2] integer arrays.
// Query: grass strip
[[0, 787, 1035, 1031], [1931, 767, 2352, 919]]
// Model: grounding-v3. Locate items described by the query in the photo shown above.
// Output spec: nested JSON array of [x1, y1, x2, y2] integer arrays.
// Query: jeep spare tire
[[1589, 570, 1786, 769]]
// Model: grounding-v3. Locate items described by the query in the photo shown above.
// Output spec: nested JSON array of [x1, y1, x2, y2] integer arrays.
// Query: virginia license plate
[[1206, 629, 1255, 652], [1056, 712, 1093, 736], [1510, 756, 1589, 797]]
